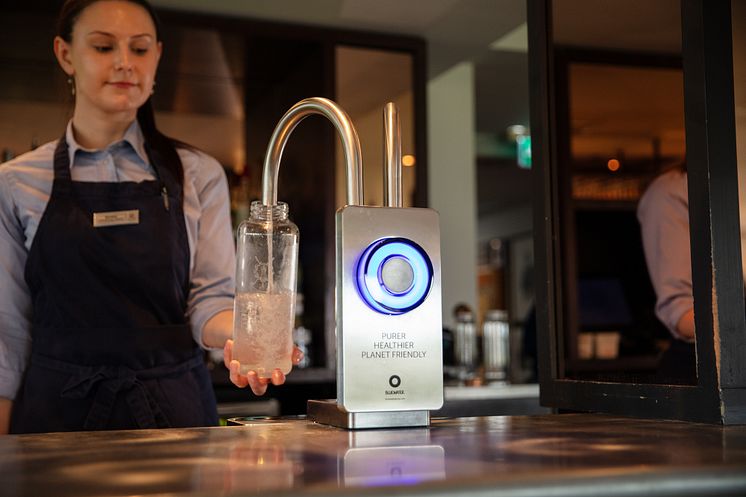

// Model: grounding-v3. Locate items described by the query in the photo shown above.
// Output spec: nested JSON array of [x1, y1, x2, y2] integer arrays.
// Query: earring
[[151, 80, 156, 95], [67, 77, 75, 96]]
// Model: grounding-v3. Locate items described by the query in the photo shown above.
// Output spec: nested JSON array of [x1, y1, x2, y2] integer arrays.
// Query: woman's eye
[[132, 47, 149, 56], [93, 45, 112, 53]]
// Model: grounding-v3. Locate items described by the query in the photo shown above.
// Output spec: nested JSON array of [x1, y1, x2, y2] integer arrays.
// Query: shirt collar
[[64, 120, 150, 168]]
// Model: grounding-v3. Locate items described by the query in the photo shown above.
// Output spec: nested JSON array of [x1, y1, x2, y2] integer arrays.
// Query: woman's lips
[[109, 82, 136, 89]]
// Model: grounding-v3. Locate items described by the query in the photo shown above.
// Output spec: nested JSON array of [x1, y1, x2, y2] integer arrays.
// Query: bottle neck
[[251, 200, 289, 221]]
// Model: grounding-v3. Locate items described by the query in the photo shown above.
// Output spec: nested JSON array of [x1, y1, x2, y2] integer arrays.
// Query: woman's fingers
[[229, 360, 249, 388], [271, 368, 286, 386], [229, 359, 271, 396], [223, 339, 234, 368], [292, 346, 304, 365], [246, 371, 269, 396], [226, 343, 295, 394]]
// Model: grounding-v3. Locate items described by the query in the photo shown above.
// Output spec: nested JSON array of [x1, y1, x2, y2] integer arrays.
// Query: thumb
[[223, 339, 234, 368]]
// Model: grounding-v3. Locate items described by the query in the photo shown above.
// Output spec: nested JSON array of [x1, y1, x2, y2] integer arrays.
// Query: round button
[[355, 237, 433, 315], [381, 256, 414, 294]]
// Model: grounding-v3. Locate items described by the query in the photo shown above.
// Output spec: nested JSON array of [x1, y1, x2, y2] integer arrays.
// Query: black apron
[[9, 134, 218, 433]]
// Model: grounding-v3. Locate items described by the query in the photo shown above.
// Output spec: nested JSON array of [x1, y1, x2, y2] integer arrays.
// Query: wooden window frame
[[529, 0, 746, 424]]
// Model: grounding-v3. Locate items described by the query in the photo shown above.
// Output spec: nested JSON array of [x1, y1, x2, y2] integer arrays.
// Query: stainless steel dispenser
[[261, 98, 443, 429]]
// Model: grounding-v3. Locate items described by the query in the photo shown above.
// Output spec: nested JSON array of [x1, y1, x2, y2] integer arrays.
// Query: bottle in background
[[483, 309, 510, 383], [454, 310, 477, 381]]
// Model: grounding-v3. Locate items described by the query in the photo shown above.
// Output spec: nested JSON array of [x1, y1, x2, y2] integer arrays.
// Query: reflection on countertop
[[2, 414, 746, 497]]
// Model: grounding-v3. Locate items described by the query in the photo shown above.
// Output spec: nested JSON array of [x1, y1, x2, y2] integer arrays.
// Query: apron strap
[[51, 135, 74, 198], [53, 136, 73, 181], [143, 141, 180, 207]]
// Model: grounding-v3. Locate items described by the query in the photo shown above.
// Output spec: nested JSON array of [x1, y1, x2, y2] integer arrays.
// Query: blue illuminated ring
[[356, 237, 433, 315]]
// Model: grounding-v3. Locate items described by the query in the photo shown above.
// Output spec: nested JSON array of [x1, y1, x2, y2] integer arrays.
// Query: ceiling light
[[402, 155, 416, 167]]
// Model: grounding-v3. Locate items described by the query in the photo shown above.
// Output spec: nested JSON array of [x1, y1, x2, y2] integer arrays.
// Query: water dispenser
[[260, 98, 443, 429]]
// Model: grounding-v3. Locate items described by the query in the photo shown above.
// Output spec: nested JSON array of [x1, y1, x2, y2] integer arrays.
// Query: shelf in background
[[436, 383, 548, 417]]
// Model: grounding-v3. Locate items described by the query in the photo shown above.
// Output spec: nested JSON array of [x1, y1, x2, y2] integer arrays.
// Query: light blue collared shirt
[[0, 121, 235, 399], [637, 169, 692, 339]]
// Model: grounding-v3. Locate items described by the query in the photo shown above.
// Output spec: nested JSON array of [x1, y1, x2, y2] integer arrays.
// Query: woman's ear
[[53, 36, 74, 76]]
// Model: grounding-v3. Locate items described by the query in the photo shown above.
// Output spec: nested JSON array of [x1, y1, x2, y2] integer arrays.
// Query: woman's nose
[[114, 46, 132, 71]]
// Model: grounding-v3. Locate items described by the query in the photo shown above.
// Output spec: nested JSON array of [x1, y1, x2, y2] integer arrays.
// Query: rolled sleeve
[[0, 168, 33, 399], [637, 171, 693, 339], [182, 151, 235, 349]]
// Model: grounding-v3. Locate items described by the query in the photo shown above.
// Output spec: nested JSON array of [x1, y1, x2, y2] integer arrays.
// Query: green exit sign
[[517, 135, 531, 169]]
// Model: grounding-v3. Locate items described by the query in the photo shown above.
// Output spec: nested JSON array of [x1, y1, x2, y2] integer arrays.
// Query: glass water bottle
[[454, 310, 477, 381], [483, 309, 510, 383], [233, 201, 299, 378]]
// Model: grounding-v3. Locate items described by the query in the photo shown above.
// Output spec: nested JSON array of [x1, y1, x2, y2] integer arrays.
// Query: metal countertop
[[2, 413, 745, 497]]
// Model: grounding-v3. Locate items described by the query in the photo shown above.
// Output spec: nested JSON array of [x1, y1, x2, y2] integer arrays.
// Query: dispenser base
[[307, 399, 430, 429]]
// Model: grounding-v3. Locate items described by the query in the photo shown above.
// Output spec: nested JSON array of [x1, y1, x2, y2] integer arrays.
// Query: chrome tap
[[383, 102, 403, 208], [261, 97, 364, 207]]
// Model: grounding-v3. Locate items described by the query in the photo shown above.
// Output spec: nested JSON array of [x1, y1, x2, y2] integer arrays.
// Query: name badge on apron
[[93, 209, 140, 228]]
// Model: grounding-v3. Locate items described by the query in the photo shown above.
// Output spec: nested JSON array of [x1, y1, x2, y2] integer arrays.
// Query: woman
[[637, 165, 696, 383], [0, 0, 300, 434]]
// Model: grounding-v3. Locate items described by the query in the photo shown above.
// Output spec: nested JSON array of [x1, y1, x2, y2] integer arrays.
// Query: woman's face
[[55, 0, 161, 117]]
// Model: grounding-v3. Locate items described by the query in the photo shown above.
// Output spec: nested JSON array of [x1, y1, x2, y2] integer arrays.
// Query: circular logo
[[389, 375, 401, 388]]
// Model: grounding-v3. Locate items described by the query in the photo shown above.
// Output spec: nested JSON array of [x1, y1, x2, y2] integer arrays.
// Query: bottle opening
[[251, 200, 289, 221]]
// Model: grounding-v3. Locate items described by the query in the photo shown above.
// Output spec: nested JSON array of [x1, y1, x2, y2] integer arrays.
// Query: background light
[[607, 158, 620, 172], [506, 124, 528, 140], [402, 154, 416, 167], [517, 135, 531, 169]]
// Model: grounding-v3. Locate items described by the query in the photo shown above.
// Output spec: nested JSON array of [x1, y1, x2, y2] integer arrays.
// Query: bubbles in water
[[232, 292, 294, 378], [253, 256, 269, 290]]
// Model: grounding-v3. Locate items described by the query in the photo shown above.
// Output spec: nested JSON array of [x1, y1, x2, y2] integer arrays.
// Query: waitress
[[0, 0, 300, 434], [638, 164, 697, 383]]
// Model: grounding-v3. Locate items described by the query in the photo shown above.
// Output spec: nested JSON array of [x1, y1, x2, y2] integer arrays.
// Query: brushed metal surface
[[336, 206, 443, 412], [306, 399, 430, 429]]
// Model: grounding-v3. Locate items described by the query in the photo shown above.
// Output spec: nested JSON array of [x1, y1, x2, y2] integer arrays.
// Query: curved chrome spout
[[261, 97, 363, 206]]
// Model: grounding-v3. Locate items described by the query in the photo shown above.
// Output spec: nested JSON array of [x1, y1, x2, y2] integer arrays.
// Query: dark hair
[[452, 302, 472, 318], [56, 0, 183, 187]]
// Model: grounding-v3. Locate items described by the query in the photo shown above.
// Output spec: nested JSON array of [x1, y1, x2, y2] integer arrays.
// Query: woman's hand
[[223, 340, 304, 396]]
